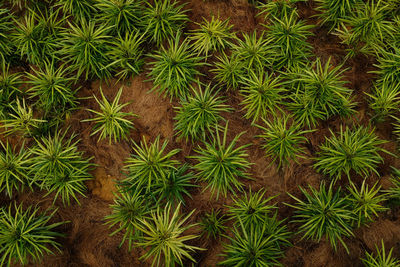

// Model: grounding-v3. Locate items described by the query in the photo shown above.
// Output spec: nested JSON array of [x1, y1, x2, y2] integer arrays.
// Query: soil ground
[[2, 0, 400, 266]]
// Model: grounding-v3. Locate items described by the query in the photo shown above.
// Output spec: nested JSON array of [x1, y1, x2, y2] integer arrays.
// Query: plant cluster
[[287, 182, 388, 253], [148, 33, 205, 100], [0, 204, 66, 267], [286, 58, 355, 128], [174, 84, 231, 141], [314, 126, 389, 181], [191, 123, 251, 199]]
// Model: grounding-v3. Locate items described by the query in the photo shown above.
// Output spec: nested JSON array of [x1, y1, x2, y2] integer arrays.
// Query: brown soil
[[3, 0, 400, 266]]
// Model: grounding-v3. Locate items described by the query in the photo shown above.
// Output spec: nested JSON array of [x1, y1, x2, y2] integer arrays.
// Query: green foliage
[[57, 0, 96, 20], [0, 141, 31, 198], [124, 136, 180, 192], [13, 9, 65, 65], [0, 64, 22, 117], [26, 61, 77, 115], [239, 70, 286, 122], [153, 164, 196, 205], [143, 0, 188, 46], [133, 203, 202, 267], [211, 53, 244, 90], [0, 9, 15, 63], [231, 31, 272, 72], [190, 16, 234, 56], [315, 0, 362, 30], [1, 98, 45, 137], [61, 19, 111, 79], [366, 82, 400, 122], [200, 209, 228, 239], [286, 58, 355, 126], [105, 186, 151, 250], [30, 130, 92, 205], [219, 222, 285, 266], [227, 189, 276, 229], [362, 240, 400, 267], [83, 87, 136, 144], [286, 90, 326, 128], [263, 212, 292, 249], [385, 167, 400, 200], [373, 47, 400, 85], [314, 126, 388, 181], [287, 183, 354, 253], [148, 33, 205, 100], [255, 115, 313, 168], [96, 0, 143, 36], [257, 0, 301, 21], [191, 123, 251, 199], [266, 11, 313, 70], [347, 180, 388, 227], [336, 0, 394, 57], [13, 13, 45, 65], [107, 32, 145, 81], [0, 204, 65, 267], [174, 84, 231, 141]]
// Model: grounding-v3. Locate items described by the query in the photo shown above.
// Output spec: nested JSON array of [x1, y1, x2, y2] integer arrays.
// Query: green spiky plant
[[148, 33, 205, 100], [255, 115, 313, 169], [0, 141, 32, 198], [200, 209, 228, 240], [105, 186, 151, 250], [143, 0, 188, 46], [286, 183, 355, 253], [96, 0, 143, 36], [287, 91, 326, 128], [219, 222, 285, 266], [335, 0, 394, 57], [13, 9, 65, 66], [257, 0, 302, 21], [26, 61, 77, 116], [191, 123, 251, 199], [133, 203, 202, 267], [384, 167, 400, 201], [13, 13, 45, 66], [57, 0, 96, 20], [0, 203, 66, 267], [190, 16, 234, 56], [30, 130, 93, 205], [231, 31, 272, 72], [1, 98, 45, 137], [43, 167, 92, 206], [266, 10, 313, 70], [0, 64, 22, 118], [0, 9, 15, 64], [211, 53, 244, 90], [83, 87, 136, 144], [314, 126, 389, 181], [227, 189, 277, 229], [263, 212, 292, 249], [153, 164, 196, 205], [373, 46, 400, 85], [124, 136, 180, 192], [8, 0, 28, 9], [61, 19, 111, 79], [174, 84, 231, 141], [239, 70, 286, 123], [315, 0, 362, 30], [287, 58, 355, 124], [361, 240, 400, 267], [366, 82, 400, 122], [107, 32, 145, 81], [347, 180, 388, 227]]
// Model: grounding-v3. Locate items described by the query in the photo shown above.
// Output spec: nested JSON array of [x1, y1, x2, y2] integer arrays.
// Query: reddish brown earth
[[2, 0, 400, 266]]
